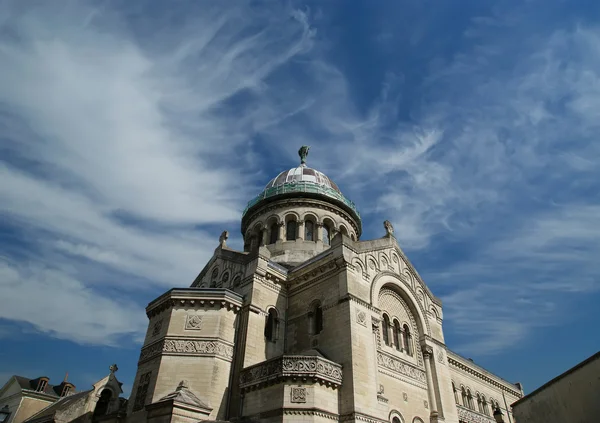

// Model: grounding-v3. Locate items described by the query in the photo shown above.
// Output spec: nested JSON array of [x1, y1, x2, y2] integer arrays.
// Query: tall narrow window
[[453, 383, 460, 404], [269, 223, 278, 244], [382, 314, 391, 346], [210, 268, 218, 288], [36, 379, 48, 392], [305, 221, 314, 241], [477, 394, 483, 413], [264, 308, 278, 341], [482, 397, 489, 415], [314, 305, 323, 334], [133, 372, 151, 412], [322, 224, 330, 245], [286, 221, 297, 241], [467, 390, 474, 410], [393, 320, 401, 350], [461, 388, 468, 407], [402, 324, 411, 355]]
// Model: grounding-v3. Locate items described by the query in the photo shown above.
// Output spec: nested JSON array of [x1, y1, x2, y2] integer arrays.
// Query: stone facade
[[125, 149, 524, 423], [2, 148, 525, 423]]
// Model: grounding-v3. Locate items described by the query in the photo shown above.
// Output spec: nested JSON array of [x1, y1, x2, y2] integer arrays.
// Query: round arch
[[388, 410, 405, 423], [370, 271, 430, 337]]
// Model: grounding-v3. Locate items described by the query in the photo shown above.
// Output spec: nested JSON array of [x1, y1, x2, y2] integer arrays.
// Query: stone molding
[[239, 355, 343, 391], [242, 197, 361, 237], [447, 355, 522, 397], [146, 289, 242, 318], [138, 337, 234, 364], [340, 411, 388, 423], [456, 405, 495, 423], [377, 351, 427, 388]]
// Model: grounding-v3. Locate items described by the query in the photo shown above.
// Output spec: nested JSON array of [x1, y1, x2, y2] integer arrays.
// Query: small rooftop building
[[511, 351, 600, 423]]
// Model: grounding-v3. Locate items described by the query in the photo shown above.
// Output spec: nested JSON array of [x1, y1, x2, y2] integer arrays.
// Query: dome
[[265, 165, 341, 193], [242, 146, 361, 234]]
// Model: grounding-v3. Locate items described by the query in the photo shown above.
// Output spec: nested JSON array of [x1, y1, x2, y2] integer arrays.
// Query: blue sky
[[1, 0, 599, 398]]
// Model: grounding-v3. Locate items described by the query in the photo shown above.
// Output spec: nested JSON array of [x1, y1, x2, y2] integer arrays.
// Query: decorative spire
[[109, 364, 118, 374], [63, 372, 69, 383], [298, 145, 310, 165]]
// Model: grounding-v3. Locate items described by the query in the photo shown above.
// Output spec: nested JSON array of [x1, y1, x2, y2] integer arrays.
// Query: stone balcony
[[457, 405, 496, 423], [239, 355, 343, 392]]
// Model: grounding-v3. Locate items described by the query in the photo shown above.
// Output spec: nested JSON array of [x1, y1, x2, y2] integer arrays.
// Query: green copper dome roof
[[241, 146, 361, 231]]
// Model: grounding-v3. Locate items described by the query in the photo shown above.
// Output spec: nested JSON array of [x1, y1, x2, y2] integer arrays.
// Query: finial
[[177, 380, 189, 390], [298, 145, 310, 165], [63, 372, 69, 383], [383, 220, 394, 237], [109, 364, 118, 374], [219, 230, 229, 247]]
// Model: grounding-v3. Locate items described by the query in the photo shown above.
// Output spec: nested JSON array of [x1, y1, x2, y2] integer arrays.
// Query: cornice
[[339, 293, 381, 313], [340, 411, 388, 423], [241, 197, 361, 238], [447, 353, 522, 397], [146, 289, 243, 318]]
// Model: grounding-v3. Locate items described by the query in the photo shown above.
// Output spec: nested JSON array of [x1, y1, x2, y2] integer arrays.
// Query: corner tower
[[241, 146, 362, 267]]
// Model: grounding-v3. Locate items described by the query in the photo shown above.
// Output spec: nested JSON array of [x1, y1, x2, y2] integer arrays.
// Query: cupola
[[241, 146, 361, 266]]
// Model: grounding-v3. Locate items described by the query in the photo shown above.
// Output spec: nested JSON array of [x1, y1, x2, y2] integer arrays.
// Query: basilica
[[2, 147, 524, 423]]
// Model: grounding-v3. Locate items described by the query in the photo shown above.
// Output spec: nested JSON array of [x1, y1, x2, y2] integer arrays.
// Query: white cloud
[[0, 1, 315, 344]]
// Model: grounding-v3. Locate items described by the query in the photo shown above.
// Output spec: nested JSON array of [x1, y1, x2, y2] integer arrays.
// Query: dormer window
[[61, 385, 72, 397], [36, 378, 48, 392]]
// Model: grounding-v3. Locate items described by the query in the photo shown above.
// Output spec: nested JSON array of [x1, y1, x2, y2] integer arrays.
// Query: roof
[[511, 350, 600, 407], [11, 376, 75, 398], [265, 165, 342, 193], [24, 390, 92, 423]]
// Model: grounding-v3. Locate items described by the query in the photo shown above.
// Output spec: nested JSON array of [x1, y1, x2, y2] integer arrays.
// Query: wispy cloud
[[0, 0, 314, 344]]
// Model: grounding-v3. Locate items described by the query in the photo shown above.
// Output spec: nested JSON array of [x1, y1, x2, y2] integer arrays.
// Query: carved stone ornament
[[356, 310, 367, 327], [239, 355, 343, 390], [185, 314, 203, 330], [383, 220, 394, 236], [377, 351, 427, 384], [152, 319, 162, 337], [219, 230, 229, 247], [291, 387, 307, 403], [457, 406, 496, 423], [139, 338, 234, 363], [377, 384, 384, 395], [403, 392, 408, 402], [424, 400, 428, 409], [437, 349, 445, 364]]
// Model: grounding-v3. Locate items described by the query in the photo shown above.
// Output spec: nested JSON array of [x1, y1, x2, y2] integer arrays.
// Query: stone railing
[[240, 355, 343, 391], [457, 405, 495, 423]]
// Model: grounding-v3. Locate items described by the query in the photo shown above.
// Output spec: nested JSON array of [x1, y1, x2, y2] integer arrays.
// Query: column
[[423, 346, 439, 421], [261, 229, 268, 246], [278, 222, 285, 241], [315, 223, 323, 242], [297, 220, 304, 240]]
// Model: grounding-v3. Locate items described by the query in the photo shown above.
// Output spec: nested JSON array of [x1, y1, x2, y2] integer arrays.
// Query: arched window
[[314, 304, 323, 334], [393, 320, 401, 350], [402, 324, 412, 355], [221, 272, 229, 287], [392, 418, 401, 423], [264, 308, 278, 342], [210, 268, 218, 288], [461, 388, 468, 407], [467, 390, 474, 410], [286, 220, 297, 241], [305, 220, 314, 241], [351, 234, 356, 241], [94, 389, 112, 417], [322, 224, 331, 245], [477, 394, 483, 413], [269, 223, 278, 244], [382, 314, 391, 346], [482, 397, 489, 415], [452, 383, 460, 404], [340, 225, 349, 237]]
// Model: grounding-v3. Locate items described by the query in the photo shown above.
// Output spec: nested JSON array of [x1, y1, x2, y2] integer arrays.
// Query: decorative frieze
[[457, 405, 495, 423], [138, 338, 234, 363], [377, 351, 427, 385], [239, 355, 343, 391]]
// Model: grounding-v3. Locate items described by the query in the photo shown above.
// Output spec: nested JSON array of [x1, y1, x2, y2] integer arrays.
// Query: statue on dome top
[[298, 145, 310, 165]]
